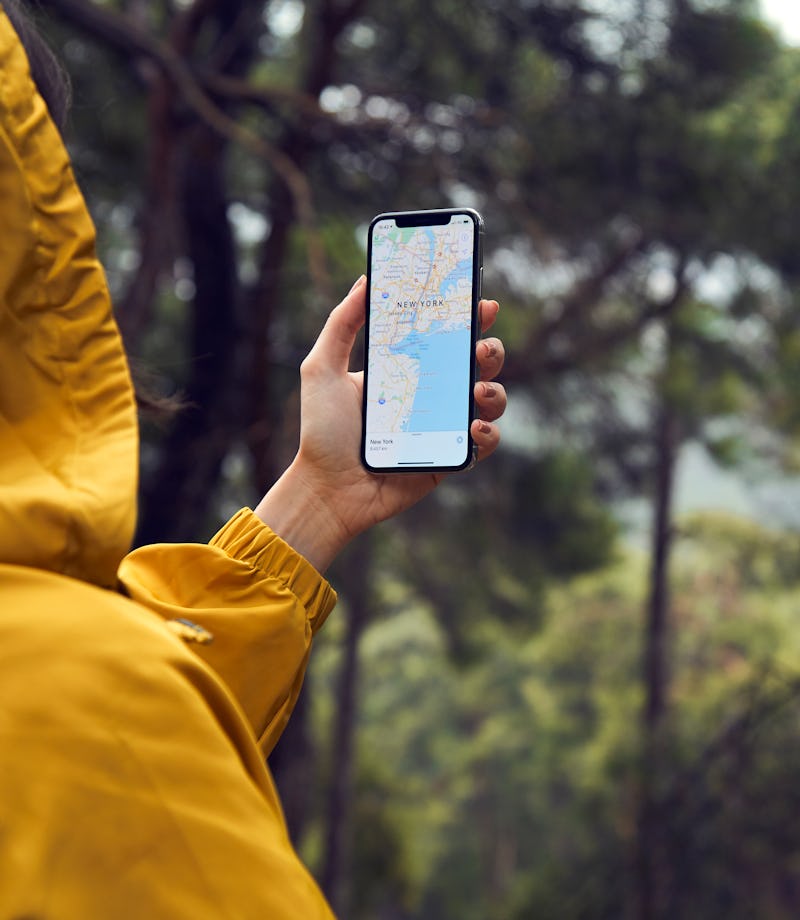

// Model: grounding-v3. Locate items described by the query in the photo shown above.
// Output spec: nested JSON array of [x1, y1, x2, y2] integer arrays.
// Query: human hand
[[254, 275, 506, 572]]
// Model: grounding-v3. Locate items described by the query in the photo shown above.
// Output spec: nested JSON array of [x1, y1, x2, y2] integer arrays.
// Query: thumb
[[306, 276, 367, 375]]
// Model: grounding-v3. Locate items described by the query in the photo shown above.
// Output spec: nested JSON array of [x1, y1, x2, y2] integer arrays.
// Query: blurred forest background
[[31, 0, 800, 916]]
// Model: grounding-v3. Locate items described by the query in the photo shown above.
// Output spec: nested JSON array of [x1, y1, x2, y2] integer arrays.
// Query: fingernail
[[478, 420, 491, 434], [483, 341, 497, 358], [349, 275, 366, 293], [482, 383, 496, 398]]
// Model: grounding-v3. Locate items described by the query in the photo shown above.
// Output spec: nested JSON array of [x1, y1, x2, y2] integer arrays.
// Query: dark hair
[[2, 0, 72, 130]]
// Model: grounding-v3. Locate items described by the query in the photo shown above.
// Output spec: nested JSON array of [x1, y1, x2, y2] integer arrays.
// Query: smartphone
[[361, 207, 484, 473]]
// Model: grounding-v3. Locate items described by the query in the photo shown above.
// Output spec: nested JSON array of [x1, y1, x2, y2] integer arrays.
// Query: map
[[365, 218, 475, 451]]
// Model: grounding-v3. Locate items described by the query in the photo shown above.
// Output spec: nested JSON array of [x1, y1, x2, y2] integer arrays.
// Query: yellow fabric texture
[[0, 8, 137, 589], [0, 9, 337, 918]]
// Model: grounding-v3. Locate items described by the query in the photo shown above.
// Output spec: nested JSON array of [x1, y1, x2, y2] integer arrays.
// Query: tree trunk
[[135, 114, 238, 544], [135, 1, 256, 545], [243, 0, 367, 491], [320, 535, 374, 916], [635, 395, 680, 920]]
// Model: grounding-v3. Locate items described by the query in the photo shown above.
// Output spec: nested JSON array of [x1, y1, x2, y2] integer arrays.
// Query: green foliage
[[507, 451, 621, 577], [309, 513, 800, 918], [679, 511, 800, 589]]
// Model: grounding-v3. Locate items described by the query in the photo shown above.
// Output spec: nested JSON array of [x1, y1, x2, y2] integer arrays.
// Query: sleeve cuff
[[210, 508, 337, 632]]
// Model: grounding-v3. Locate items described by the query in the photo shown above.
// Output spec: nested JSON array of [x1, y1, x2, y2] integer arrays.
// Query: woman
[[0, 2, 507, 916]]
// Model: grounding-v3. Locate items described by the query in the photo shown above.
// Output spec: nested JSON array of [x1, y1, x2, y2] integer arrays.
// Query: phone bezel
[[360, 207, 484, 474]]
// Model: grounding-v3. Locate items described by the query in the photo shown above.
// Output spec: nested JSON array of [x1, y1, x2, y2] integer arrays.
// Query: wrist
[[253, 459, 353, 574]]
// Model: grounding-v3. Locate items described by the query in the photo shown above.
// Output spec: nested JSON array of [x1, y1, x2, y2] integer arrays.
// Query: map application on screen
[[363, 212, 479, 470]]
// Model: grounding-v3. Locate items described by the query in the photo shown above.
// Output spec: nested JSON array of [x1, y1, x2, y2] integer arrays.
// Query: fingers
[[471, 418, 501, 462], [476, 336, 505, 382], [473, 299, 505, 463], [478, 299, 499, 333], [303, 276, 367, 377], [474, 379, 507, 423]]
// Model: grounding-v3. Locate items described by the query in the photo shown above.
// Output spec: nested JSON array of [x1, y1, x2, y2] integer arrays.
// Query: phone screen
[[361, 208, 483, 472]]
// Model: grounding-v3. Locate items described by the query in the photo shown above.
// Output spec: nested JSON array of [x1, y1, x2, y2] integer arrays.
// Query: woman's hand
[[254, 275, 507, 572]]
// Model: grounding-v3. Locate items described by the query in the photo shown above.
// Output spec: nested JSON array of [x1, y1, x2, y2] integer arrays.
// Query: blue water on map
[[389, 321, 471, 432]]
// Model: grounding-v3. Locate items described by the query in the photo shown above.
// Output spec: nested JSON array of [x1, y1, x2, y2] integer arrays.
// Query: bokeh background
[[32, 0, 800, 916]]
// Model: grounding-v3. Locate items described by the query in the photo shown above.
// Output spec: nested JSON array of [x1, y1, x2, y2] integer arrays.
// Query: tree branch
[[39, 0, 331, 301], [501, 239, 688, 384]]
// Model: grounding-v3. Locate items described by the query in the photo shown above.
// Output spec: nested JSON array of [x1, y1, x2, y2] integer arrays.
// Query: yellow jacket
[[0, 10, 336, 917]]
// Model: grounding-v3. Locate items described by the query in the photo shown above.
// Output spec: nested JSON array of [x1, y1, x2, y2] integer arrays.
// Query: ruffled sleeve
[[117, 508, 337, 755]]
